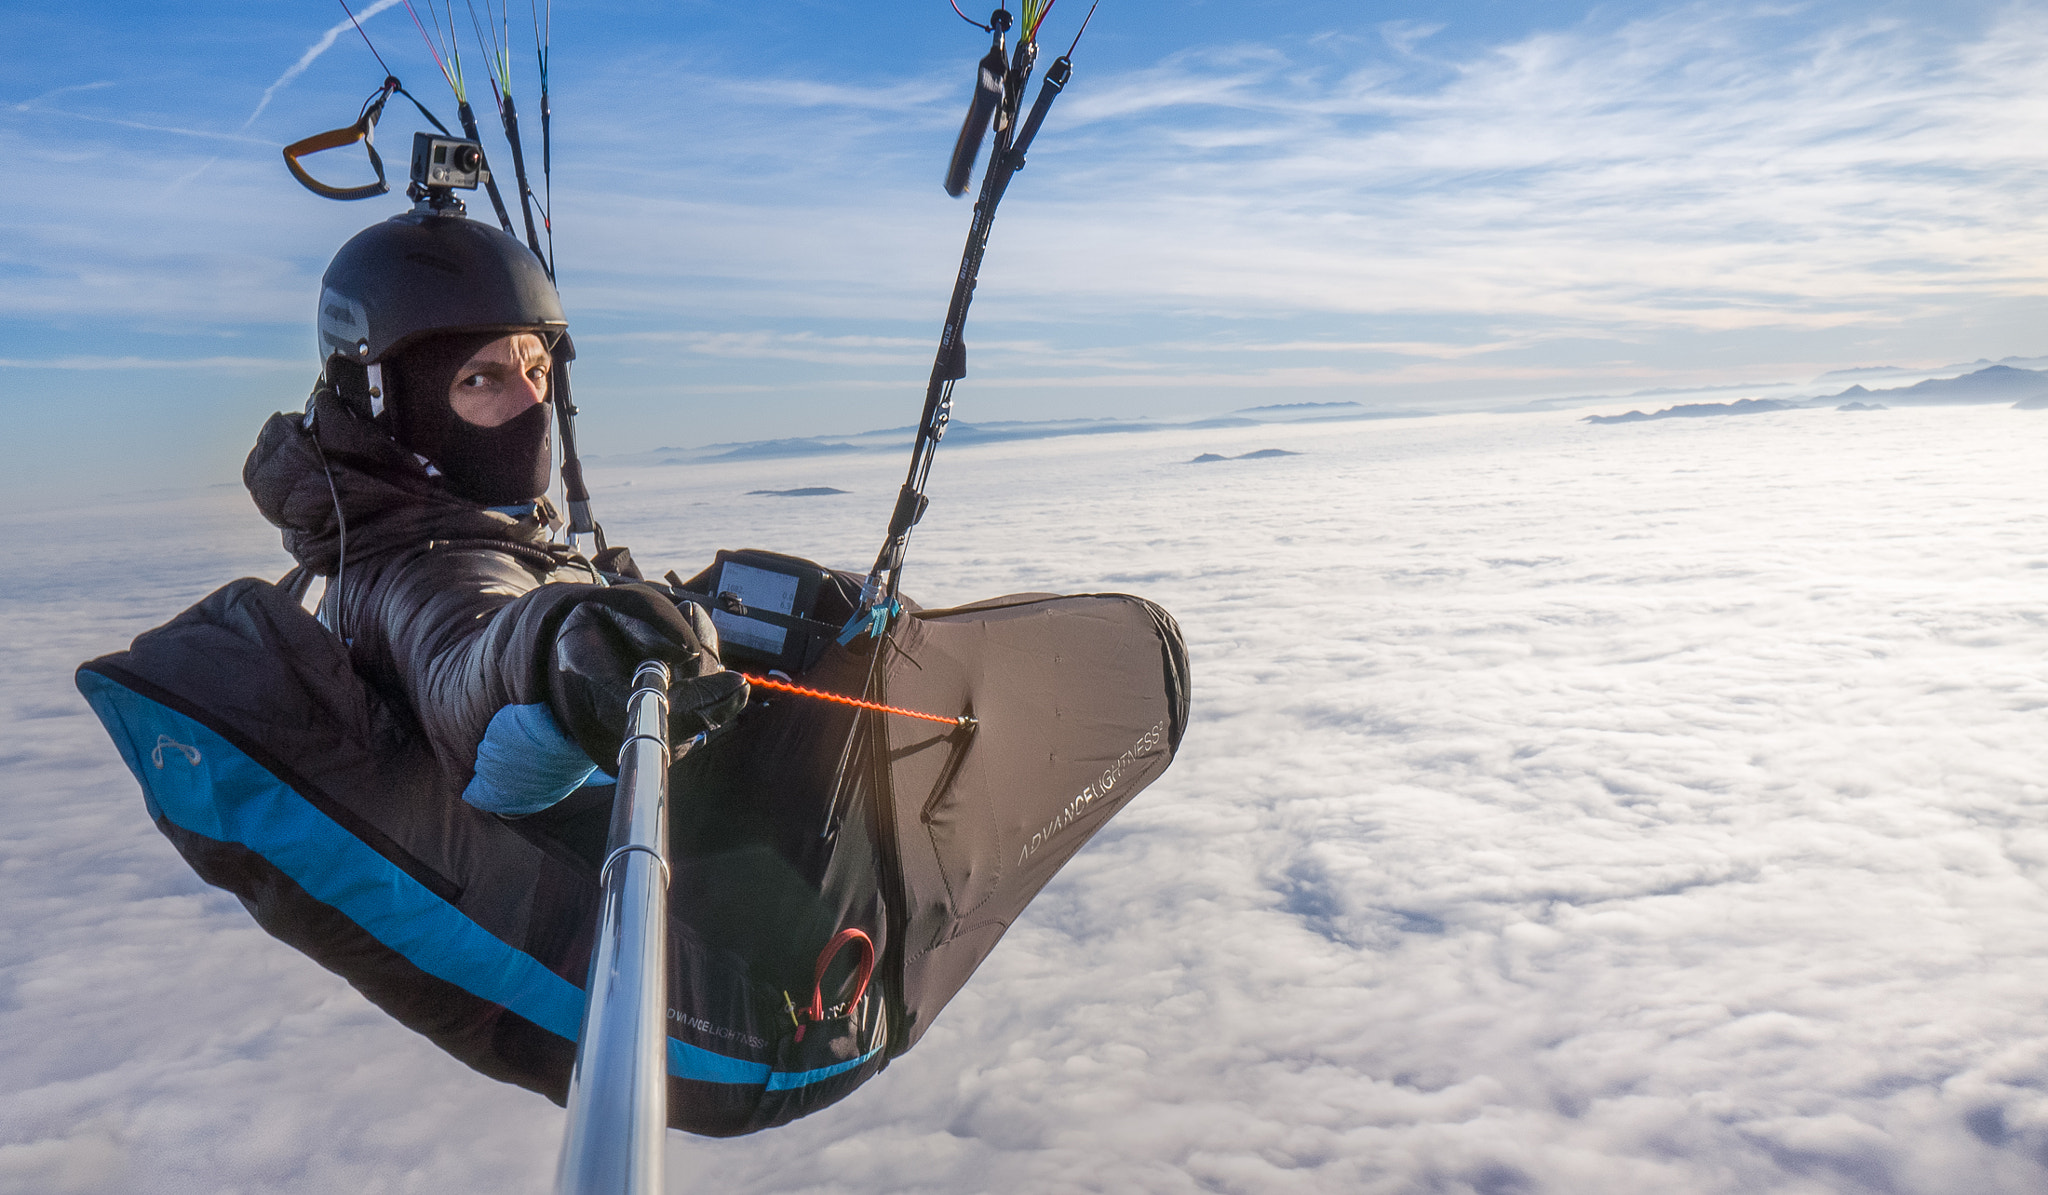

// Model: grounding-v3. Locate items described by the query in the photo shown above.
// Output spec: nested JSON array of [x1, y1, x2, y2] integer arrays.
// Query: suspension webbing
[[856, 5, 1093, 622]]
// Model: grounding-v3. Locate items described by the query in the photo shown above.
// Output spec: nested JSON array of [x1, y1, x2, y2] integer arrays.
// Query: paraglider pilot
[[244, 207, 746, 817]]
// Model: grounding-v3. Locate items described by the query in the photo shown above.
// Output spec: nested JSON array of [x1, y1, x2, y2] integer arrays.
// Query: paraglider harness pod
[[76, 555, 1188, 1136], [73, 564, 903, 1138], [78, 0, 1190, 1151]]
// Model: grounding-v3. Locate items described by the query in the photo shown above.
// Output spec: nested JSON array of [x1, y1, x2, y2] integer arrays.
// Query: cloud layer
[[6, 404, 2048, 1192]]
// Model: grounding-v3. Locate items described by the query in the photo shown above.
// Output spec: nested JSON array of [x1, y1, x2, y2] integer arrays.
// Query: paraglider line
[[1023, 0, 1058, 42], [1063, 0, 1099, 57], [949, 0, 994, 32], [402, 0, 462, 99], [741, 672, 974, 729], [466, 0, 512, 95], [310, 430, 348, 636], [533, 0, 553, 273], [337, 0, 393, 78]]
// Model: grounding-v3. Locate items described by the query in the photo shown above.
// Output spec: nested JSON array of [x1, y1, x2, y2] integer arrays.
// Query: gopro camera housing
[[410, 133, 491, 191]]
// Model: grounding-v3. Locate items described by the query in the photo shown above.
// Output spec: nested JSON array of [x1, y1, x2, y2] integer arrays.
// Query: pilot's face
[[448, 333, 551, 428]]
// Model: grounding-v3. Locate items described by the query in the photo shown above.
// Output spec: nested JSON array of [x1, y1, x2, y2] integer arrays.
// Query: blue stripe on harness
[[765, 1047, 882, 1090], [78, 670, 858, 1091]]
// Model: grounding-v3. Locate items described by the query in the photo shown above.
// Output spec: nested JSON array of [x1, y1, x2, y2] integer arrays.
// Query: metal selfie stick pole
[[558, 661, 690, 1195]]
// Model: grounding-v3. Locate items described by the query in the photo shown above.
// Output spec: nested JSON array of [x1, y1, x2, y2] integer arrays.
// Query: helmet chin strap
[[367, 363, 386, 419]]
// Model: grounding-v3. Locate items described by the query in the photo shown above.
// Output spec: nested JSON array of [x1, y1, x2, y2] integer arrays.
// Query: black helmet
[[317, 209, 566, 371], [316, 211, 568, 505]]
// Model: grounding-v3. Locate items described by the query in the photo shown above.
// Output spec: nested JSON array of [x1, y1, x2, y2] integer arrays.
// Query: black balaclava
[[387, 330, 554, 506]]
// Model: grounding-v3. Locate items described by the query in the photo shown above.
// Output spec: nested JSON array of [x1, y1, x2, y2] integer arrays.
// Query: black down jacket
[[243, 384, 700, 784]]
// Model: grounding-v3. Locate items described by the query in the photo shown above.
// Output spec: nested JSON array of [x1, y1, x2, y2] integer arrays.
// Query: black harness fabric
[[873, 593, 1191, 1049], [77, 557, 1188, 1135], [77, 579, 589, 1095]]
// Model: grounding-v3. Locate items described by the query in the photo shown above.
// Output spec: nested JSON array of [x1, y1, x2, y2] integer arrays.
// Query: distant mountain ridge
[[1584, 365, 2048, 424], [1189, 449, 1304, 463], [1235, 401, 1363, 416], [1816, 353, 2048, 384], [630, 364, 2048, 461], [1830, 364, 2048, 406], [1584, 399, 1800, 425], [597, 406, 1426, 465]]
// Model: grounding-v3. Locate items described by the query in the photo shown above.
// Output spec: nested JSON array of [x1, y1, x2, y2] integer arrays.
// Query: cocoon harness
[[75, 553, 1188, 1136]]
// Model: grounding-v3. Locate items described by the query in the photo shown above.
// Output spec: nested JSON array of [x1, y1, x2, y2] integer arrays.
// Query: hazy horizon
[[8, 0, 2048, 506]]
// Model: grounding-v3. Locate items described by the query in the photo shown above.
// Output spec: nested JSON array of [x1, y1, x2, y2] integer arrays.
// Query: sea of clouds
[[4, 404, 2047, 1193]]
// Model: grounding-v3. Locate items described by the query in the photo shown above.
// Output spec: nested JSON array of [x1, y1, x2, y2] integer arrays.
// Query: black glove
[[548, 585, 750, 768]]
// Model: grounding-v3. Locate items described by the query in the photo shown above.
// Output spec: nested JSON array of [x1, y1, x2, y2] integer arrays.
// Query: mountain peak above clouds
[[1235, 402, 1362, 414], [1832, 364, 2048, 407], [1583, 398, 1800, 425]]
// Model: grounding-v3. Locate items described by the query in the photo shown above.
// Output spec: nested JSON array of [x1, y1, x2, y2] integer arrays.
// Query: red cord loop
[[795, 928, 875, 1042]]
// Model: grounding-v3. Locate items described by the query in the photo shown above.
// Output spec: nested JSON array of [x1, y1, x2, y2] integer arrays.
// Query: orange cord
[[740, 672, 972, 728]]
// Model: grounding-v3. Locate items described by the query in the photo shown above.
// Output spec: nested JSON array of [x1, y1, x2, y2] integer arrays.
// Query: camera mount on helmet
[[407, 131, 492, 216]]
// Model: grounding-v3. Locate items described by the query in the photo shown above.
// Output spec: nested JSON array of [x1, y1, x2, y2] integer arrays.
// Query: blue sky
[[4, 0, 2044, 505]]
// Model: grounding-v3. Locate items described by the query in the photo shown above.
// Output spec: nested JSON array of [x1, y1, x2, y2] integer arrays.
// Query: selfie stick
[[557, 661, 693, 1194]]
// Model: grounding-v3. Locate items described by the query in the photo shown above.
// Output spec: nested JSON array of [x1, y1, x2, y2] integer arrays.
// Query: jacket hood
[[246, 385, 559, 575]]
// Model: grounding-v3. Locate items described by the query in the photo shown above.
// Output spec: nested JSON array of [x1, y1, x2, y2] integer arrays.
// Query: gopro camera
[[410, 132, 491, 191]]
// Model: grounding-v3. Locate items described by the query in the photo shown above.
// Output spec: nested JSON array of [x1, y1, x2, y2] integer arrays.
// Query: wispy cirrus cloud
[[241, 0, 409, 130], [1018, 3, 2048, 336], [6, 1, 2047, 483], [703, 77, 952, 113], [7, 108, 271, 144], [582, 328, 932, 366], [17, 3, 2046, 348], [521, 1, 2048, 432], [9, 80, 116, 110], [0, 355, 298, 371], [1160, 337, 1547, 358]]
